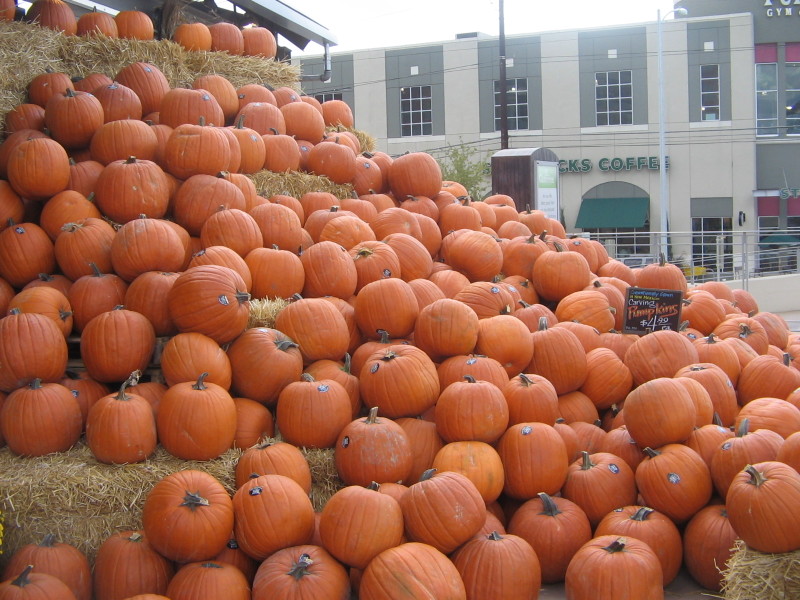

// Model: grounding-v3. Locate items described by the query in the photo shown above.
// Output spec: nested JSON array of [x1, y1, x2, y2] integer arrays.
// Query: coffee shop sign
[[765, 0, 800, 18], [559, 155, 668, 174]]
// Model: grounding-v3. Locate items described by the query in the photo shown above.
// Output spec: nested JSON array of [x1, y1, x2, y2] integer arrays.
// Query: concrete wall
[[722, 272, 800, 313]]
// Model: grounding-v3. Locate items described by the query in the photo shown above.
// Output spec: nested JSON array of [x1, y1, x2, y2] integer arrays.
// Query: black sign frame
[[622, 287, 684, 335]]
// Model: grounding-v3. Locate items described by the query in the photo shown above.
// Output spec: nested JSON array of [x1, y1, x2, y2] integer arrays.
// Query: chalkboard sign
[[623, 288, 684, 335]]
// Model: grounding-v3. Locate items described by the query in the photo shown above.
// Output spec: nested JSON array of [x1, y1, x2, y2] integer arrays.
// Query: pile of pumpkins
[[1, 32, 800, 600], [0, 0, 278, 58]]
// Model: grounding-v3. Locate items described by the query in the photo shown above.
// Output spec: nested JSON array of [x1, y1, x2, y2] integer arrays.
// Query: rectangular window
[[691, 217, 732, 273], [314, 92, 343, 103], [594, 70, 632, 126], [756, 62, 779, 136], [700, 64, 720, 121], [786, 63, 800, 135], [494, 78, 529, 131], [400, 85, 432, 137]]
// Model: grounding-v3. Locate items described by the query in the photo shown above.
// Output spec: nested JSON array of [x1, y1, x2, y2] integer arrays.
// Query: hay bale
[[0, 442, 242, 567], [721, 539, 800, 600], [247, 297, 289, 329], [0, 20, 299, 129], [249, 170, 354, 201]]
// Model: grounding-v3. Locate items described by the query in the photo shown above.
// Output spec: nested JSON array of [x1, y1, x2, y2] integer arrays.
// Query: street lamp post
[[657, 7, 688, 260]]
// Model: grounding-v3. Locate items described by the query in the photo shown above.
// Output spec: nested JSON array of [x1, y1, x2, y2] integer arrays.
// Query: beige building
[[299, 1, 800, 275]]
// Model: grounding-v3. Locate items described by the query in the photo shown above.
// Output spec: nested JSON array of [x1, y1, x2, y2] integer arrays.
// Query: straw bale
[[0, 442, 241, 567], [249, 169, 354, 201], [326, 125, 376, 155], [247, 297, 289, 329], [721, 539, 800, 600], [0, 20, 299, 130]]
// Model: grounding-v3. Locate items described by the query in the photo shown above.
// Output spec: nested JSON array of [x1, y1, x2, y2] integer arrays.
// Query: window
[[314, 92, 343, 103], [691, 217, 732, 273], [494, 78, 528, 131], [400, 85, 432, 137], [756, 63, 779, 136], [700, 65, 720, 121], [786, 62, 800, 135], [583, 228, 650, 257], [595, 70, 632, 126]]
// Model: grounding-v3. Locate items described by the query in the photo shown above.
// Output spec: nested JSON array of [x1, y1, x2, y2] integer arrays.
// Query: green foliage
[[435, 141, 490, 201]]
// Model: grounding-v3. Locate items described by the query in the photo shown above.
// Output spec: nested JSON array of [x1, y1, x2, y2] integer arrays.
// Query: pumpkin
[[167, 265, 250, 344], [25, 0, 77, 34], [623, 328, 699, 386], [233, 474, 315, 561], [0, 311, 67, 393], [159, 87, 225, 130], [92, 531, 174, 600], [251, 545, 350, 600], [527, 317, 588, 395], [564, 535, 664, 600], [173, 22, 212, 51], [318, 484, 404, 569], [85, 372, 157, 464], [114, 10, 154, 40], [165, 561, 249, 600], [497, 422, 568, 499], [431, 440, 505, 504], [635, 252, 688, 292], [209, 22, 244, 54], [4, 103, 46, 133], [44, 88, 104, 149], [434, 376, 510, 444], [635, 444, 713, 523], [710, 418, 784, 498], [334, 407, 413, 486], [561, 451, 637, 527], [276, 373, 352, 449], [80, 307, 156, 383], [93, 157, 169, 223], [7, 136, 70, 200], [358, 344, 440, 418], [67, 264, 128, 333], [123, 271, 179, 337], [437, 354, 510, 393], [682, 504, 738, 591], [162, 120, 232, 180], [160, 332, 232, 389], [395, 417, 445, 485], [622, 377, 696, 449], [227, 327, 304, 407], [507, 492, 592, 584], [110, 217, 185, 282], [7, 286, 73, 338], [274, 296, 350, 364], [674, 362, 739, 427], [736, 353, 800, 405], [142, 470, 233, 563], [156, 373, 237, 460], [726, 461, 800, 553], [59, 369, 110, 427], [1, 534, 91, 600], [0, 379, 81, 456], [0, 566, 77, 599], [241, 26, 277, 58], [234, 440, 312, 492]]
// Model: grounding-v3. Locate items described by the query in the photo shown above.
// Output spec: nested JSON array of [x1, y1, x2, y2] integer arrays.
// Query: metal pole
[[657, 9, 668, 259], [499, 0, 509, 150]]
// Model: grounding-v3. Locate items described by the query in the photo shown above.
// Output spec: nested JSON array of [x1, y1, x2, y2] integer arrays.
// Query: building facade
[[297, 1, 800, 273]]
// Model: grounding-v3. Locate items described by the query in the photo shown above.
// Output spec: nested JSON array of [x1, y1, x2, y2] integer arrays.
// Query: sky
[[285, 0, 681, 56]]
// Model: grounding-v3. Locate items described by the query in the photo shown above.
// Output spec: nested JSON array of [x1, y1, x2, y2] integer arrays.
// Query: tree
[[435, 141, 490, 201]]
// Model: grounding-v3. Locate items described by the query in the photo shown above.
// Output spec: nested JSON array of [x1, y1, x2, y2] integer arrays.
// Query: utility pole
[[499, 0, 509, 149]]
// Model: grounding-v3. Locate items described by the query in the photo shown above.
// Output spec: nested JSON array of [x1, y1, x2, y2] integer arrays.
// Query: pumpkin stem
[[127, 532, 143, 542], [537, 492, 562, 516], [736, 418, 750, 437], [712, 412, 724, 426], [235, 291, 251, 305], [235, 114, 246, 128], [658, 252, 667, 267], [783, 352, 792, 367], [89, 262, 103, 277], [580, 451, 594, 471], [744, 464, 767, 487], [603, 538, 628, 553], [367, 481, 380, 491], [518, 373, 533, 386], [181, 490, 211, 510], [463, 375, 476, 384], [642, 447, 660, 459], [630, 506, 655, 521], [365, 406, 380, 424], [192, 372, 210, 391], [419, 468, 437, 482], [116, 371, 141, 401], [342, 353, 352, 374], [706, 333, 718, 344], [125, 156, 137, 164], [287, 553, 314, 580], [29, 378, 43, 390], [11, 565, 34, 587], [40, 533, 57, 547], [274, 339, 299, 352], [537, 316, 549, 331], [301, 373, 315, 383], [487, 531, 503, 541]]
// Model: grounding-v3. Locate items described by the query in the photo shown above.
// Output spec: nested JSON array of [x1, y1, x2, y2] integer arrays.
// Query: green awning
[[575, 198, 650, 229], [758, 233, 800, 247]]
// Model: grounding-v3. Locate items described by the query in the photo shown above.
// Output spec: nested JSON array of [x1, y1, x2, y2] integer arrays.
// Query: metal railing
[[577, 229, 800, 286]]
